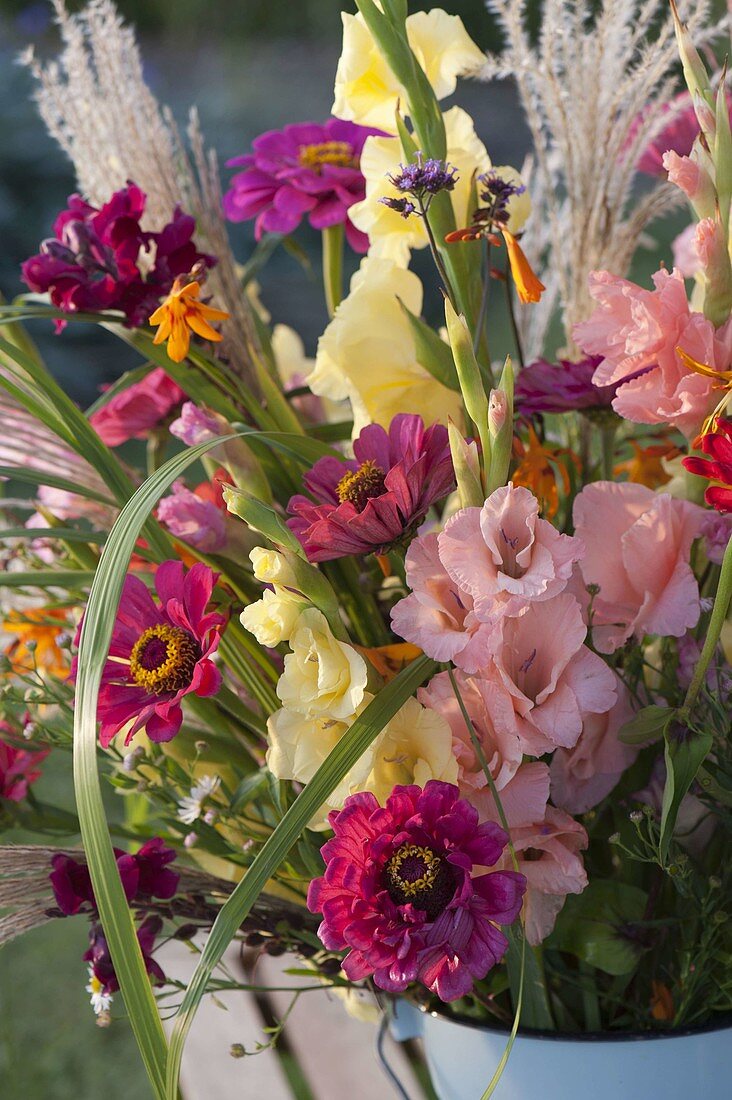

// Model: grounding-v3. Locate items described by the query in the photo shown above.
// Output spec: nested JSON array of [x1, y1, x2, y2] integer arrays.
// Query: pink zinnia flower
[[307, 781, 526, 1002], [50, 838, 179, 916], [0, 730, 47, 803], [90, 368, 185, 447], [288, 414, 455, 561], [72, 561, 226, 746], [634, 92, 709, 176], [22, 183, 213, 329], [683, 417, 732, 514], [574, 268, 732, 438], [224, 119, 383, 252], [573, 481, 706, 652]]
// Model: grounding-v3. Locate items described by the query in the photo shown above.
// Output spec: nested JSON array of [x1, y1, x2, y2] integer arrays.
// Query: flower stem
[[322, 224, 344, 319], [473, 237, 492, 361], [680, 532, 732, 720], [420, 198, 456, 306], [504, 252, 525, 370]]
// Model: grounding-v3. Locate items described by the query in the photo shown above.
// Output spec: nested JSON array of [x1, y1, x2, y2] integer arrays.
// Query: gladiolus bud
[[488, 389, 508, 438], [485, 356, 515, 495], [447, 418, 484, 508]]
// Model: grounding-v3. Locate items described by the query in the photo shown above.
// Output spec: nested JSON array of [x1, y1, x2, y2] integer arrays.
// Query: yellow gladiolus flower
[[333, 9, 485, 132], [149, 278, 229, 363], [308, 256, 464, 436]]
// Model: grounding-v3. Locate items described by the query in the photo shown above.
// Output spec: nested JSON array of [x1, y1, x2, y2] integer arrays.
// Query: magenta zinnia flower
[[72, 561, 226, 747], [307, 781, 526, 1002], [514, 356, 619, 417], [90, 367, 185, 446], [288, 414, 455, 562], [223, 119, 383, 253], [50, 838, 179, 916], [22, 183, 214, 329], [683, 418, 732, 514]]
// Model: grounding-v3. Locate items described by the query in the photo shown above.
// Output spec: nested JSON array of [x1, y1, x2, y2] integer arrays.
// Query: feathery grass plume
[[21, 0, 259, 388], [482, 0, 723, 357]]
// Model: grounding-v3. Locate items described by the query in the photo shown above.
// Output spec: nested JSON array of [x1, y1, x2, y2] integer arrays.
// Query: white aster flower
[[177, 774, 221, 825], [86, 967, 113, 1017]]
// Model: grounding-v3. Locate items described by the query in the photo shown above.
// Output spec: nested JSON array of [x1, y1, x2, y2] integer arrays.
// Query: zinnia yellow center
[[336, 460, 386, 512], [128, 624, 200, 695], [298, 141, 356, 170], [383, 842, 456, 918]]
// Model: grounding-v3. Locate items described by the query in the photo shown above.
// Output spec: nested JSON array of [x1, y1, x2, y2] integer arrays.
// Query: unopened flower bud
[[194, 740, 209, 755], [123, 748, 143, 772], [230, 1044, 246, 1059], [488, 389, 508, 438], [22, 722, 37, 741], [183, 832, 198, 849], [203, 809, 218, 826], [56, 632, 73, 649]]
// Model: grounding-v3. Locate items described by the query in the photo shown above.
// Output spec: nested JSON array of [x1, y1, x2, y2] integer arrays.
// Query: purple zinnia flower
[[223, 119, 382, 252], [287, 414, 455, 562], [307, 781, 526, 1002], [515, 356, 619, 417], [50, 838, 179, 916], [21, 183, 214, 329], [85, 916, 166, 998]]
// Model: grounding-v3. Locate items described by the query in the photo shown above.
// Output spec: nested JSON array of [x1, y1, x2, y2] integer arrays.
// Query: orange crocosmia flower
[[614, 440, 681, 490], [502, 229, 545, 304], [149, 278, 229, 364], [512, 426, 575, 519], [2, 609, 69, 678], [356, 642, 423, 683], [650, 980, 674, 1022]]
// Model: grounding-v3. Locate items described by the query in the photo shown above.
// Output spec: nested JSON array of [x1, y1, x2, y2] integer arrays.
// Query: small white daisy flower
[[86, 966, 113, 1016], [177, 774, 221, 825]]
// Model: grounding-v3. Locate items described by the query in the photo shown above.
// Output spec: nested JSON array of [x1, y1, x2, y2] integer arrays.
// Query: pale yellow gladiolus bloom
[[308, 256, 464, 436], [362, 696, 458, 806], [249, 546, 298, 587], [333, 9, 485, 132], [240, 589, 306, 648], [276, 608, 369, 721]]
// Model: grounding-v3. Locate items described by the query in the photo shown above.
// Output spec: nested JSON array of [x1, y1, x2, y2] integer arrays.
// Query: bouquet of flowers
[[2, 0, 732, 1096]]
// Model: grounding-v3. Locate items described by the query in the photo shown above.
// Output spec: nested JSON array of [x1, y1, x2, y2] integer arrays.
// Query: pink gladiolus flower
[[71, 561, 226, 746], [288, 414, 455, 561], [0, 731, 47, 802], [390, 533, 495, 673], [550, 676, 639, 814], [573, 481, 706, 653], [90, 368, 185, 446], [224, 119, 383, 252], [482, 593, 618, 755], [575, 268, 732, 438], [157, 480, 227, 553], [671, 224, 700, 279], [662, 150, 714, 208], [307, 781, 526, 1002], [438, 485, 583, 622], [419, 669, 524, 794]]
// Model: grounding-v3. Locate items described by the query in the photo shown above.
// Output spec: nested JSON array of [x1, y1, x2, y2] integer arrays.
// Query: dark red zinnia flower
[[21, 182, 214, 329], [70, 561, 226, 746], [287, 414, 455, 562], [223, 119, 383, 253], [307, 781, 526, 1002], [683, 417, 732, 514]]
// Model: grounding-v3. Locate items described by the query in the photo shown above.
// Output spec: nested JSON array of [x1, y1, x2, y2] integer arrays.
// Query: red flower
[[90, 368, 185, 446], [50, 838, 179, 916], [288, 414, 455, 561], [71, 561, 226, 746], [0, 731, 47, 803], [683, 418, 732, 513], [85, 916, 165, 997], [21, 183, 214, 329], [308, 781, 525, 1002]]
